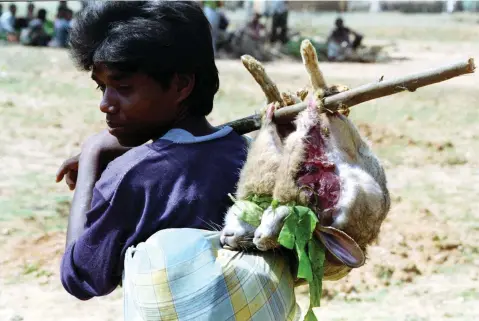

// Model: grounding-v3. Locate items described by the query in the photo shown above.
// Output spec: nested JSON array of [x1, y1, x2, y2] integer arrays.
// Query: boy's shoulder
[[95, 127, 248, 201], [152, 126, 244, 146], [95, 144, 157, 201]]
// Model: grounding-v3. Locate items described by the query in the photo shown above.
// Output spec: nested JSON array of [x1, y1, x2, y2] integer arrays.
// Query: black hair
[[57, 6, 68, 18], [65, 8, 73, 18], [69, 1, 219, 117], [9, 4, 16, 11], [38, 8, 47, 21]]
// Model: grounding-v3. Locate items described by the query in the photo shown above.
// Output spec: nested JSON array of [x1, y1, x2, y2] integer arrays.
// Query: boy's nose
[[99, 89, 119, 114], [100, 104, 119, 114]]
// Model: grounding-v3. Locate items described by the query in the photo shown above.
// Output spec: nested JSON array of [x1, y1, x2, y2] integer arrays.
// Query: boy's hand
[[56, 130, 132, 190], [56, 154, 80, 190]]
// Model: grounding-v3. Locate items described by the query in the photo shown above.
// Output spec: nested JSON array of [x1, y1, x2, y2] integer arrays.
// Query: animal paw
[[253, 206, 290, 251], [253, 230, 280, 251], [281, 91, 302, 106], [296, 88, 309, 101], [261, 102, 279, 125], [326, 84, 350, 96]]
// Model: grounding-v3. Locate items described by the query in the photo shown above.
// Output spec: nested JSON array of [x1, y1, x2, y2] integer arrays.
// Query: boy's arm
[[61, 165, 147, 300], [65, 149, 101, 248], [60, 131, 140, 300], [65, 130, 131, 248]]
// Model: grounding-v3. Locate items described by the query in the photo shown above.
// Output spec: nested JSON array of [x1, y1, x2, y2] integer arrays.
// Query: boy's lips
[[106, 121, 127, 135], [106, 119, 124, 128], [108, 126, 127, 136]]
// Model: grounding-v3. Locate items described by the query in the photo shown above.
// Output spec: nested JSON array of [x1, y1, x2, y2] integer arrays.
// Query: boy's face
[[92, 63, 186, 147]]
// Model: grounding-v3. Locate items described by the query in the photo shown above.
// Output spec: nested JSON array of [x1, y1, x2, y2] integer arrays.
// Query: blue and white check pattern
[[123, 228, 301, 321]]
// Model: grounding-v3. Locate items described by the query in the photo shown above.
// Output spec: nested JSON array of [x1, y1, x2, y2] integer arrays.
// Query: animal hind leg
[[235, 102, 283, 199]]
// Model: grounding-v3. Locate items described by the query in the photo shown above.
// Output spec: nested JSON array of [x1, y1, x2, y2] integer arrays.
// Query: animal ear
[[315, 226, 365, 268]]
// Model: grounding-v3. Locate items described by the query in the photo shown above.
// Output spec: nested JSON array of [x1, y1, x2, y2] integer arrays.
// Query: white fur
[[220, 205, 257, 250], [220, 104, 283, 250], [253, 206, 290, 251]]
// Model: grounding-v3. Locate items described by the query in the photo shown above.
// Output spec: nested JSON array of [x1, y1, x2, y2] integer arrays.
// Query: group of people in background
[[200, 0, 289, 60], [1, 1, 364, 62], [0, 1, 78, 48]]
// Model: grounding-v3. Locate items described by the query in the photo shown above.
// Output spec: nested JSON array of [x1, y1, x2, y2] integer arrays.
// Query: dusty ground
[[1, 11, 478, 321]]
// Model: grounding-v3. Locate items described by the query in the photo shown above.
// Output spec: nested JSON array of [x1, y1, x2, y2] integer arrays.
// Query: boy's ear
[[173, 74, 195, 105]]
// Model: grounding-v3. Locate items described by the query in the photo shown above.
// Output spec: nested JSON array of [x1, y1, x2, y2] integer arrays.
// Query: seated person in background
[[239, 12, 270, 60], [0, 4, 17, 42], [246, 12, 265, 41], [230, 12, 270, 61], [327, 18, 363, 61], [20, 8, 51, 47]]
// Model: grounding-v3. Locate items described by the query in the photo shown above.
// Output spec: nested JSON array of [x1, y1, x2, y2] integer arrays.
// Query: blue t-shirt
[[60, 126, 248, 300]]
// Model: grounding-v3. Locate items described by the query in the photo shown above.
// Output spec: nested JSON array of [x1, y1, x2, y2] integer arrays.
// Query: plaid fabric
[[123, 228, 301, 321]]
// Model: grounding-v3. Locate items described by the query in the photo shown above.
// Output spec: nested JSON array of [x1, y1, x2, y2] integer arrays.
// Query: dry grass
[[0, 11, 478, 321]]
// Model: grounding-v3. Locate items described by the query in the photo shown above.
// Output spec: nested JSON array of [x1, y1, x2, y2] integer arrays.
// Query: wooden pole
[[221, 58, 475, 135]]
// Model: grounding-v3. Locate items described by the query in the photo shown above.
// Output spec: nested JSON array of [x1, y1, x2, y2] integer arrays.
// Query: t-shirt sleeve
[[60, 166, 146, 301]]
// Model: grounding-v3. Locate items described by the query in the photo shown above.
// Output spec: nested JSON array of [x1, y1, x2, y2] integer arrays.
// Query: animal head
[[220, 205, 257, 251]]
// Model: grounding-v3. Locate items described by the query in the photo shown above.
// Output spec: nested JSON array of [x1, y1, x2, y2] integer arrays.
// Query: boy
[[56, 1, 248, 301]]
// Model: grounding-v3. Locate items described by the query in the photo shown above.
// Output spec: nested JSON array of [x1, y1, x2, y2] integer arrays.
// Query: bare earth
[[0, 12, 478, 321]]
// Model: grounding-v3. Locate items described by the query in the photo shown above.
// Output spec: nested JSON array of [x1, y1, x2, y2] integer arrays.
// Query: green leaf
[[249, 195, 272, 207], [294, 205, 311, 217], [276, 204, 325, 321], [296, 241, 313, 281], [278, 212, 297, 250], [271, 199, 280, 209], [234, 200, 263, 227], [294, 207, 318, 256], [308, 238, 326, 309], [309, 238, 326, 277], [304, 310, 318, 321]]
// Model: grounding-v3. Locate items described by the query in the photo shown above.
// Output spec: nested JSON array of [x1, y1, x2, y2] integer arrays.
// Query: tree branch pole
[[222, 58, 475, 136]]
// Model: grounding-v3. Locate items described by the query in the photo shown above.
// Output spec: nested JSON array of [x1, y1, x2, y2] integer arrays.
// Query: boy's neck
[[152, 115, 218, 142], [175, 115, 217, 137]]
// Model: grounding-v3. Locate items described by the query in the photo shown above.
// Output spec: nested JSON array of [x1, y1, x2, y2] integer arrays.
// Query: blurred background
[[0, 1, 478, 320]]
